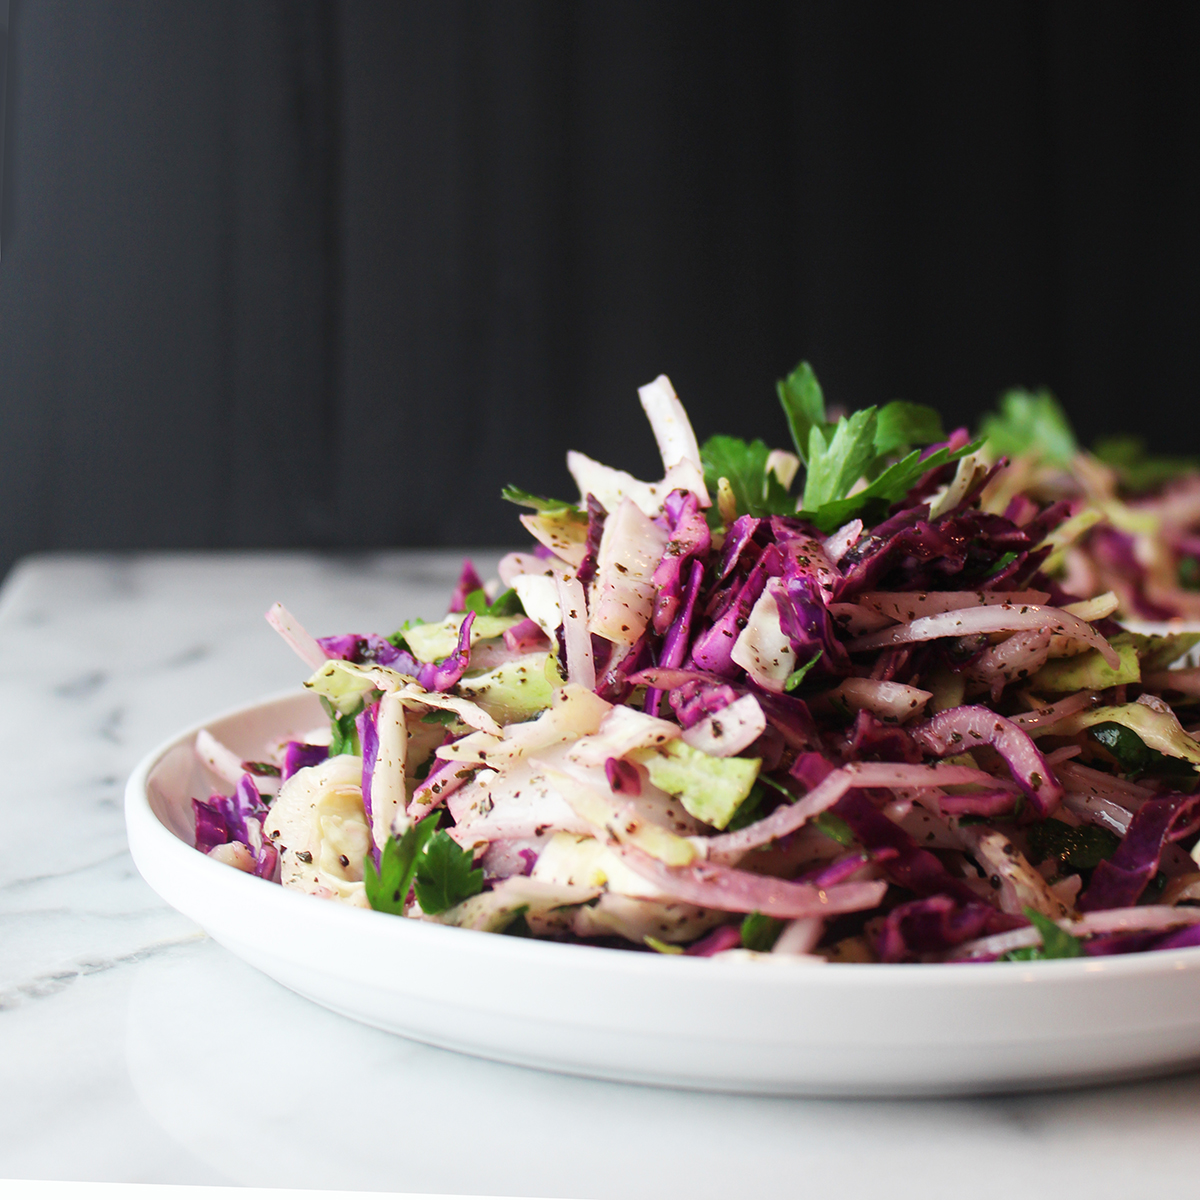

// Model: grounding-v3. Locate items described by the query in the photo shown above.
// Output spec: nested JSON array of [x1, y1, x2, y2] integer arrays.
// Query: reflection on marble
[[4, 552, 1200, 1198]]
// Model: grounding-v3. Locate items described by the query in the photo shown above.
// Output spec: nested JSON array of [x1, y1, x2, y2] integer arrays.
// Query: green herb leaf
[[387, 617, 428, 652], [1003, 907, 1083, 961], [700, 435, 797, 519], [799, 438, 984, 534], [776, 361, 830, 466], [1026, 817, 1121, 871], [363, 814, 441, 915], [1087, 721, 1195, 778], [814, 811, 855, 846], [741, 910, 786, 952], [802, 408, 879, 511], [785, 652, 823, 692], [419, 709, 459, 726], [501, 485, 580, 515], [501, 907, 534, 938], [756, 774, 794, 799], [725, 784, 766, 831], [979, 388, 1077, 469], [413, 829, 485, 914], [459, 586, 525, 618], [873, 401, 945, 458], [241, 760, 281, 777], [320, 694, 364, 756], [484, 587, 525, 617], [462, 588, 491, 614], [1092, 434, 1200, 495]]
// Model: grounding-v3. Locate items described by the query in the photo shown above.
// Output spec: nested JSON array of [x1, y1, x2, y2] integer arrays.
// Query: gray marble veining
[[2, 551, 1200, 1198]]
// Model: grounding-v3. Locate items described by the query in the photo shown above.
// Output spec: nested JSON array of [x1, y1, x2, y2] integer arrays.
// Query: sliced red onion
[[627, 666, 733, 691], [965, 628, 1053, 695], [700, 761, 995, 860], [912, 705, 1063, 816], [1061, 793, 1134, 836], [1144, 667, 1200, 696], [265, 602, 329, 670], [1009, 690, 1101, 733], [195, 728, 249, 787], [1054, 758, 1153, 807], [847, 603, 1120, 668], [1044, 744, 1083, 765], [936, 786, 1024, 817], [408, 756, 471, 821], [685, 924, 743, 957], [854, 589, 1051, 622], [680, 693, 766, 757], [822, 678, 932, 724], [950, 904, 1200, 961], [615, 846, 887, 919], [801, 849, 896, 887]]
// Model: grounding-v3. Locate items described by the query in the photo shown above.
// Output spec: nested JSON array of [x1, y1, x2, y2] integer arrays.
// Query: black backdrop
[[0, 1, 1197, 578]]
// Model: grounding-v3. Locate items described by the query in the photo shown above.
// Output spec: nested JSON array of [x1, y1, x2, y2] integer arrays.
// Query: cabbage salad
[[979, 388, 1200, 625], [192, 364, 1200, 963]]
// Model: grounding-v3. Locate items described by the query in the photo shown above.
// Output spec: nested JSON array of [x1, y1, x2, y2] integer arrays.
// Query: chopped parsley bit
[[741, 911, 785, 952]]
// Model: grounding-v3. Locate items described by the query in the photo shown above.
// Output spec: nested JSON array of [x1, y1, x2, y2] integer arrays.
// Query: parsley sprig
[[320, 695, 363, 756], [364, 816, 484, 916], [1003, 908, 1083, 961], [500, 485, 581, 516], [702, 361, 980, 534], [979, 388, 1078, 470]]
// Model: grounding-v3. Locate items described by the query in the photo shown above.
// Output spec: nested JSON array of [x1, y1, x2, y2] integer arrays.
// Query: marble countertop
[[3, 550, 1200, 1199]]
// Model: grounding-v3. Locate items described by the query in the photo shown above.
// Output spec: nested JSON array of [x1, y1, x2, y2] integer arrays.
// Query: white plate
[[126, 690, 1200, 1098]]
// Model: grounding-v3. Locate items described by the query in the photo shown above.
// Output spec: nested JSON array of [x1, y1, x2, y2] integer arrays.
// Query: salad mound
[[978, 388, 1200, 623], [192, 366, 1200, 963]]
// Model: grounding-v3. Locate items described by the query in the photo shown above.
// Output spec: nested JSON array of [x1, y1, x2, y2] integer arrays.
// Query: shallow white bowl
[[126, 690, 1200, 1097]]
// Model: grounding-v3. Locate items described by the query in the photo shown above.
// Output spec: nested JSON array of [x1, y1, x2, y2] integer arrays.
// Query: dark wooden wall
[[1, 1, 1198, 577]]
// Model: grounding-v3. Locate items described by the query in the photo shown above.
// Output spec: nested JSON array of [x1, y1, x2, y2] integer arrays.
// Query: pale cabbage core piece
[[265, 755, 372, 907]]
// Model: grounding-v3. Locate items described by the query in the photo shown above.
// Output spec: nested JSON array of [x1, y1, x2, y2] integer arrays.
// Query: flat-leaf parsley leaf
[[413, 829, 485, 914]]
